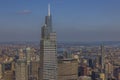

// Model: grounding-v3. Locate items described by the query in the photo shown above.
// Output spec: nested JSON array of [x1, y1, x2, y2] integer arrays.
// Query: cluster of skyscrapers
[[0, 4, 120, 80]]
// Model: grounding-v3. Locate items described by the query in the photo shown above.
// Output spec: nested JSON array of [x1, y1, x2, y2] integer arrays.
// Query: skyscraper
[[15, 59, 28, 80], [15, 47, 31, 80], [26, 47, 32, 80], [101, 44, 105, 71], [58, 59, 78, 80], [39, 4, 57, 80]]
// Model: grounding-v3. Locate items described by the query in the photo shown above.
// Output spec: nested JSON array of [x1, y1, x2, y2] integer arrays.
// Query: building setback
[[39, 4, 57, 80]]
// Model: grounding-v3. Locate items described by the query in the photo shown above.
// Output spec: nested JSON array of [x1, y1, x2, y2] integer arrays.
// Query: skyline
[[0, 0, 120, 42]]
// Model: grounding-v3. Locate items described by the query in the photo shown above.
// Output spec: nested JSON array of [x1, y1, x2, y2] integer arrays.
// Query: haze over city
[[1, 1, 120, 80], [0, 0, 120, 42]]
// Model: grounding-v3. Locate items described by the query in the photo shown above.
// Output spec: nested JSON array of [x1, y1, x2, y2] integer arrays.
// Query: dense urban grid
[[0, 4, 120, 80]]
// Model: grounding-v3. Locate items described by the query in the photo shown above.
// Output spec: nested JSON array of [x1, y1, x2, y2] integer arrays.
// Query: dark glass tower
[[41, 4, 52, 40], [40, 4, 57, 80]]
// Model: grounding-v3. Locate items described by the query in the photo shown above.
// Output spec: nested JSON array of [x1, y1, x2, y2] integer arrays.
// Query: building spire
[[48, 3, 50, 16]]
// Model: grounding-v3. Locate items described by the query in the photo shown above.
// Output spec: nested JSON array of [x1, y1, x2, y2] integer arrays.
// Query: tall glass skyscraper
[[39, 4, 57, 80]]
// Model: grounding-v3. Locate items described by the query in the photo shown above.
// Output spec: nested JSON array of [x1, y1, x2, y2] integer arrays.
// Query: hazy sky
[[0, 0, 120, 42]]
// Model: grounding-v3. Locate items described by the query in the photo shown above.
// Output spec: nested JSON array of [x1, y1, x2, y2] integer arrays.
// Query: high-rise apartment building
[[39, 4, 57, 80], [26, 47, 31, 80], [31, 61, 39, 80], [15, 47, 31, 80], [15, 59, 28, 80]]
